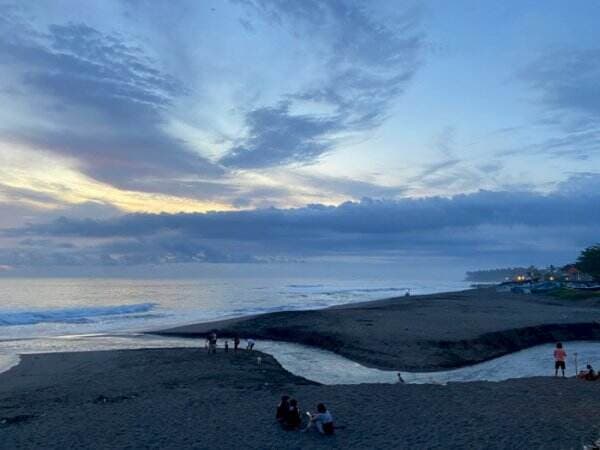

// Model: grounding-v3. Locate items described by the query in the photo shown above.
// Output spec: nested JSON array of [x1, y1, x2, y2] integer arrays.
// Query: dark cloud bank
[[3, 177, 599, 268]]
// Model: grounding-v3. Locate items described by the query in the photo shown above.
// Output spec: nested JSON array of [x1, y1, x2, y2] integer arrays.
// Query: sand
[[1, 348, 600, 449], [157, 288, 600, 371], [3, 288, 600, 449]]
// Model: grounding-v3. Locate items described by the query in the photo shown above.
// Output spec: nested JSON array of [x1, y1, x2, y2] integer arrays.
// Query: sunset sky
[[0, 0, 598, 274]]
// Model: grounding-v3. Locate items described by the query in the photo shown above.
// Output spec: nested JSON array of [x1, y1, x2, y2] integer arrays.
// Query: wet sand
[[157, 288, 600, 371], [1, 347, 599, 449]]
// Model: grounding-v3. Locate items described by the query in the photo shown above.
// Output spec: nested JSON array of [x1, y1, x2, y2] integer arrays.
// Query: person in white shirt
[[304, 403, 334, 435]]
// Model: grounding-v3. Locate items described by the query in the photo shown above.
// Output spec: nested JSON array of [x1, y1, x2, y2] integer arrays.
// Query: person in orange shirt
[[554, 342, 567, 377]]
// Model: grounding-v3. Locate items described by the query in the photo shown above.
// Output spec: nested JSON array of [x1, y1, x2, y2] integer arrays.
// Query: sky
[[0, 0, 598, 276]]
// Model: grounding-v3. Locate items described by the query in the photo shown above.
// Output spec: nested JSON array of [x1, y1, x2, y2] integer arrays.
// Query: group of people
[[276, 396, 335, 435], [553, 342, 599, 380], [205, 333, 256, 353]]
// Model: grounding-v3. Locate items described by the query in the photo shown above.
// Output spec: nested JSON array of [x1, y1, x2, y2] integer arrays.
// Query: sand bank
[[156, 288, 600, 371]]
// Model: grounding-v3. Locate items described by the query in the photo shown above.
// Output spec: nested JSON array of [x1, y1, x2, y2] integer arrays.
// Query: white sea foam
[[0, 303, 156, 326]]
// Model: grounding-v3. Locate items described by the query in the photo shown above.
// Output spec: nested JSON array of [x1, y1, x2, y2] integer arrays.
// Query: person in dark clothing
[[283, 399, 302, 430], [208, 332, 217, 354], [234, 336, 240, 351], [276, 396, 290, 423]]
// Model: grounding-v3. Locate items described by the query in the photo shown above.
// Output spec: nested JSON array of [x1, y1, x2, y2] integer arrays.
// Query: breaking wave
[[0, 303, 157, 327]]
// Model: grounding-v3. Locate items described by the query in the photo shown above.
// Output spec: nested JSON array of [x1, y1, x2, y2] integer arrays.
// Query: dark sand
[[4, 289, 600, 449], [2, 348, 600, 449], [157, 288, 600, 371]]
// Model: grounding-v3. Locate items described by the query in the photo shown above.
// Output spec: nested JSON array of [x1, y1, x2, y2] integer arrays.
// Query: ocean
[[2, 267, 598, 385], [0, 263, 470, 375], [0, 262, 469, 339]]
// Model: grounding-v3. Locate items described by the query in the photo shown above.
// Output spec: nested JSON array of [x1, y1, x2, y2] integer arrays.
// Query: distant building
[[561, 264, 594, 282]]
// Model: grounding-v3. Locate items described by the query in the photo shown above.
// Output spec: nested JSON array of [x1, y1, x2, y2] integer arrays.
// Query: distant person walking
[[234, 336, 240, 351], [554, 342, 567, 377]]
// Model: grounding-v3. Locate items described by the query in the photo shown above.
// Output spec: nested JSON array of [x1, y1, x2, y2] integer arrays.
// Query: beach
[[158, 288, 600, 371], [1, 348, 600, 449], [2, 288, 600, 449]]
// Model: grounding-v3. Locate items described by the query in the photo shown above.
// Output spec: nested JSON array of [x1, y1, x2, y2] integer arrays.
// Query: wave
[[0, 303, 156, 327], [286, 284, 324, 288], [320, 287, 409, 295]]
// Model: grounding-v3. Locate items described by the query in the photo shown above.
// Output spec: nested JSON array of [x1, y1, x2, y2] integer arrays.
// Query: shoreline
[[153, 287, 600, 371], [2, 288, 600, 447]]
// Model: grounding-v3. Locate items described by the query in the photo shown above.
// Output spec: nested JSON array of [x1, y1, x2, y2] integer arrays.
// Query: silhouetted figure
[[284, 399, 302, 430], [246, 338, 255, 350], [208, 332, 217, 354], [234, 336, 240, 351], [578, 364, 597, 381], [276, 395, 290, 423]]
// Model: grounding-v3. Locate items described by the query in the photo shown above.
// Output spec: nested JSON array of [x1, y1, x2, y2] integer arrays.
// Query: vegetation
[[576, 244, 600, 281]]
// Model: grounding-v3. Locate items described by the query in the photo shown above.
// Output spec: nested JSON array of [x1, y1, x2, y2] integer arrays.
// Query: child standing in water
[[554, 342, 567, 377]]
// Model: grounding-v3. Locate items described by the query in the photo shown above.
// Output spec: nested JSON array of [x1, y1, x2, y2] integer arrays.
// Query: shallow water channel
[[1, 334, 598, 385]]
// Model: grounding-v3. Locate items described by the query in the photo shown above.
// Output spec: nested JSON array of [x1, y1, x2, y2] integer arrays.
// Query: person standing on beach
[[247, 338, 255, 350], [208, 332, 218, 354], [554, 342, 567, 377], [234, 336, 240, 351]]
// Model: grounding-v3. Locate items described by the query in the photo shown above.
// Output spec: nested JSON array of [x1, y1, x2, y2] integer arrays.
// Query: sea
[[0, 263, 470, 340], [1, 264, 599, 384], [0, 262, 470, 376]]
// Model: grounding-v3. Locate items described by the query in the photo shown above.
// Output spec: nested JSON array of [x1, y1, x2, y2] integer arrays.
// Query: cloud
[[520, 49, 600, 118], [0, 18, 222, 188], [0, 233, 258, 267], [220, 0, 424, 168], [5, 174, 599, 267], [292, 173, 407, 200], [518, 48, 600, 159], [220, 101, 340, 168]]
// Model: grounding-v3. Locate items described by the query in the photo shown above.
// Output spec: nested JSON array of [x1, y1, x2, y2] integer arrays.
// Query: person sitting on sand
[[276, 395, 290, 423], [589, 366, 599, 381], [578, 364, 597, 381], [554, 342, 566, 377], [303, 403, 334, 435], [283, 399, 302, 430]]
